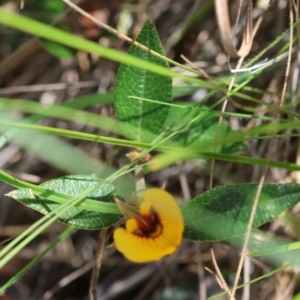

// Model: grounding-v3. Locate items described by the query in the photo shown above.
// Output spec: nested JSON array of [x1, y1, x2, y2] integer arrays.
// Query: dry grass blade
[[61, 0, 199, 75], [43, 261, 94, 300], [230, 0, 295, 298], [206, 248, 235, 299], [214, 0, 253, 58], [214, 0, 269, 58]]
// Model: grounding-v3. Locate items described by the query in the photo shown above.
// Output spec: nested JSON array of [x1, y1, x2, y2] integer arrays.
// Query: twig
[[178, 165, 205, 299], [207, 248, 235, 299], [241, 256, 251, 300], [43, 261, 94, 300], [89, 229, 108, 300], [194, 243, 207, 300], [0, 81, 100, 94]]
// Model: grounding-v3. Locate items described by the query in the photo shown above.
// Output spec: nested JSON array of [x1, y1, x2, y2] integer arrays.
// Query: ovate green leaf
[[115, 19, 172, 141], [9, 175, 123, 230], [183, 184, 300, 241]]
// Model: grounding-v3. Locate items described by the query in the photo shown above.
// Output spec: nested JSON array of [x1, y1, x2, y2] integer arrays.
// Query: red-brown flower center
[[135, 210, 162, 237]]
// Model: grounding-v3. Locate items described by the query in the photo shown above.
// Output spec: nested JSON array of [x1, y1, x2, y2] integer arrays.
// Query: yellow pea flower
[[114, 188, 184, 263]]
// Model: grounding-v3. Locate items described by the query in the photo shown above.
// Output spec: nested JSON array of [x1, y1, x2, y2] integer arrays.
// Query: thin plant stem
[[89, 229, 108, 300], [62, 0, 201, 77], [230, 1, 294, 297]]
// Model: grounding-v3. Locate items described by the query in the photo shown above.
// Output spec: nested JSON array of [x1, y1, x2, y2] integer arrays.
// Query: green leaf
[[40, 38, 76, 58], [9, 175, 123, 230], [182, 183, 300, 241], [39, 24, 76, 59], [164, 104, 247, 153], [293, 292, 300, 300], [22, 0, 66, 23], [22, 0, 74, 58], [115, 19, 172, 141]]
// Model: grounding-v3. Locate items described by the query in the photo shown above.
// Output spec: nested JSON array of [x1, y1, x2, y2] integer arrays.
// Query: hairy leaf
[[115, 19, 172, 141], [183, 183, 300, 241], [9, 175, 123, 230]]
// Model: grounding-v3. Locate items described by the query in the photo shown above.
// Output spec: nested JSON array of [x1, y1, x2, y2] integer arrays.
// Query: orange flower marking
[[114, 188, 184, 263]]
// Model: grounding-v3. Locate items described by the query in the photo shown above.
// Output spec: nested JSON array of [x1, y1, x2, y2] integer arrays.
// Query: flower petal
[[141, 188, 184, 242], [114, 188, 184, 263], [126, 218, 139, 233], [113, 227, 178, 263]]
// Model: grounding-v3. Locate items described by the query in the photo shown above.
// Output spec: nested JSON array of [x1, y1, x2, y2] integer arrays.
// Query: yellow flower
[[114, 188, 184, 263]]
